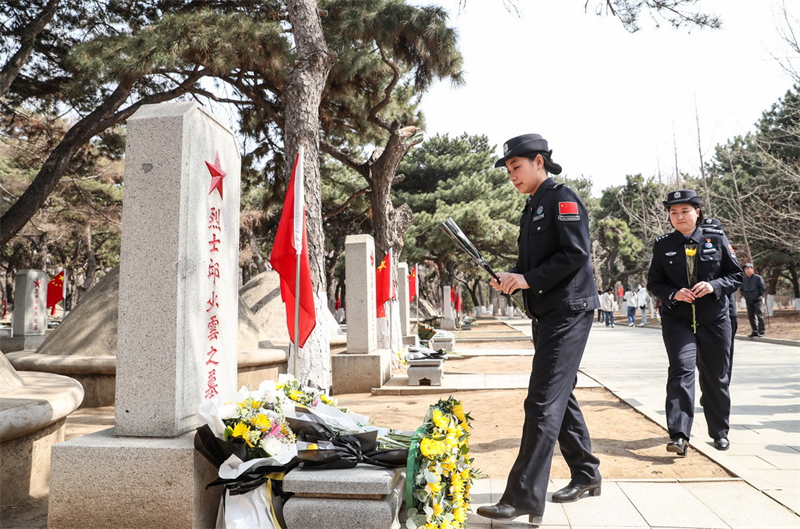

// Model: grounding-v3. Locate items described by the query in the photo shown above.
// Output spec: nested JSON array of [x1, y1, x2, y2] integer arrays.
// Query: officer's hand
[[495, 272, 529, 294], [674, 288, 697, 303], [691, 281, 714, 298]]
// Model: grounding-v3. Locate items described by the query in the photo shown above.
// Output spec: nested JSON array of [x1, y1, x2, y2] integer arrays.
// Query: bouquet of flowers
[[195, 381, 298, 529], [277, 374, 348, 412], [405, 397, 479, 529]]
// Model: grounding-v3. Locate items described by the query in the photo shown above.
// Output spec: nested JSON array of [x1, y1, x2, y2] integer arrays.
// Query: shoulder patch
[[655, 234, 670, 242], [547, 182, 564, 189], [702, 227, 724, 235]]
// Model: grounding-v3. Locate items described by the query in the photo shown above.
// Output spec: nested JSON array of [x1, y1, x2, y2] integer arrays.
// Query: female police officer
[[647, 190, 742, 456], [478, 134, 602, 523]]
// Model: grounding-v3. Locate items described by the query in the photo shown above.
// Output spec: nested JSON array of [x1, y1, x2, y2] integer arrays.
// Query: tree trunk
[[284, 0, 332, 389], [0, 0, 60, 97], [0, 79, 135, 246]]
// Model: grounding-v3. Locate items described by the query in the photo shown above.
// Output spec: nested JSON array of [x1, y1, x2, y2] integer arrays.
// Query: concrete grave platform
[[0, 352, 83, 506], [283, 465, 405, 529], [407, 358, 443, 386]]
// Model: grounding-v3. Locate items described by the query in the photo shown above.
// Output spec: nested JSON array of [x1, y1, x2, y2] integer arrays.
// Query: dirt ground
[[341, 359, 732, 481]]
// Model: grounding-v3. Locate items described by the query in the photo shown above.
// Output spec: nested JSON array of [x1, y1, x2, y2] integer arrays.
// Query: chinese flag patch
[[559, 202, 578, 215]]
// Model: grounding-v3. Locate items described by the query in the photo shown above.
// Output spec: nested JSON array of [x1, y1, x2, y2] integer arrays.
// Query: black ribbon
[[286, 414, 408, 470], [194, 424, 298, 495]]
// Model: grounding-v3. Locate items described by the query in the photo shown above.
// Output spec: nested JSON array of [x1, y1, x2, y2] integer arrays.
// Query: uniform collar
[[529, 177, 555, 203], [671, 226, 702, 244]]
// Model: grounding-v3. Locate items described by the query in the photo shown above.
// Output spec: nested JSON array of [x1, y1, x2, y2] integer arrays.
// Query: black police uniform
[[500, 176, 601, 516], [647, 220, 742, 442], [701, 218, 738, 379]]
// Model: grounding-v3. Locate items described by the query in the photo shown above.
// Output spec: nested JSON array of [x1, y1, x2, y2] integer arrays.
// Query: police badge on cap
[[494, 134, 550, 168], [662, 189, 702, 208]]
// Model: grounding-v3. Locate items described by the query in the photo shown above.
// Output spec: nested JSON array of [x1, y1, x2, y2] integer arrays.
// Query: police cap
[[663, 189, 702, 209], [494, 134, 550, 168]]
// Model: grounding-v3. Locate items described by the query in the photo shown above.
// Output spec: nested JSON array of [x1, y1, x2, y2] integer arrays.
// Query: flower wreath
[[405, 397, 478, 529]]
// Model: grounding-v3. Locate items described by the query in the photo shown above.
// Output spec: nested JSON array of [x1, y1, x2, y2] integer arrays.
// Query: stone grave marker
[[48, 101, 240, 529], [331, 234, 391, 394], [2, 269, 48, 352]]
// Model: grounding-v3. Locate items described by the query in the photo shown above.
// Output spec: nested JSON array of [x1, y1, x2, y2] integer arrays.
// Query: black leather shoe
[[748, 332, 759, 338], [551, 480, 602, 503], [713, 438, 730, 451], [667, 436, 689, 456], [476, 502, 543, 524]]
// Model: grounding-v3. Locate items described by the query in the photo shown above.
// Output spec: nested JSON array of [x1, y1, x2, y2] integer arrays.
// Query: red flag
[[450, 288, 455, 304], [376, 251, 393, 318], [334, 293, 341, 311], [408, 265, 417, 299], [2, 300, 6, 319], [559, 201, 578, 215], [47, 270, 65, 309], [269, 152, 316, 348]]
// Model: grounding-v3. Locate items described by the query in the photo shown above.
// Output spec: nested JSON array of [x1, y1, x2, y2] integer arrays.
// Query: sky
[[411, 0, 798, 195]]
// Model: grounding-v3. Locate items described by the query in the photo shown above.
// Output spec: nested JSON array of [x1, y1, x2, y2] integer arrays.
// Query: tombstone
[[441, 285, 457, 330], [397, 262, 418, 346], [48, 101, 240, 529], [331, 235, 391, 394], [2, 269, 48, 352]]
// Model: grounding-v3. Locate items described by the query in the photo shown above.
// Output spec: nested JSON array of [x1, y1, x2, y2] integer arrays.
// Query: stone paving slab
[[456, 349, 534, 357], [464, 478, 800, 528], [373, 372, 600, 396]]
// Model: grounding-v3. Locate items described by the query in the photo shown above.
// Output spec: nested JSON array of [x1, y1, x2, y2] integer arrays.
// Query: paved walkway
[[476, 316, 800, 528]]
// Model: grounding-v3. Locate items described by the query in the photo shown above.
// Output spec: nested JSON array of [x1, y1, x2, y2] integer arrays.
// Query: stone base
[[440, 317, 457, 330], [407, 365, 443, 386], [402, 335, 419, 346], [0, 335, 46, 353], [48, 428, 221, 529], [283, 465, 405, 529], [428, 335, 455, 351], [0, 418, 65, 505], [330, 349, 391, 395]]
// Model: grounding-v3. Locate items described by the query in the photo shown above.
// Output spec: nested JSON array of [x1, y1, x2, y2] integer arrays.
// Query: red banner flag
[[269, 152, 316, 348], [408, 265, 418, 299], [376, 250, 394, 318], [47, 270, 65, 309], [450, 287, 456, 304]]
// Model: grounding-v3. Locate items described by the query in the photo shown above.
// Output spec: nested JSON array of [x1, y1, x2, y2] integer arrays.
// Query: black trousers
[[500, 310, 600, 515], [661, 312, 731, 441], [746, 299, 765, 334], [728, 316, 737, 380]]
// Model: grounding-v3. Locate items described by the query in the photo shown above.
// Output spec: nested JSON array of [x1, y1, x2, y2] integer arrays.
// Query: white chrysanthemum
[[262, 436, 289, 456], [218, 403, 239, 421]]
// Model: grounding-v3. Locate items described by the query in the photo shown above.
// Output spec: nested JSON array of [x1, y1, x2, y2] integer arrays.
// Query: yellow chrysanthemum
[[433, 502, 444, 517], [452, 403, 466, 423], [250, 400, 261, 409], [432, 409, 449, 429], [289, 390, 303, 401], [420, 437, 445, 459], [453, 507, 467, 524], [426, 481, 442, 495], [231, 422, 250, 439], [251, 413, 271, 431]]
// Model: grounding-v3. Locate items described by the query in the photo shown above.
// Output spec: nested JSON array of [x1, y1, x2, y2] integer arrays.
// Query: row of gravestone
[[3, 101, 410, 529]]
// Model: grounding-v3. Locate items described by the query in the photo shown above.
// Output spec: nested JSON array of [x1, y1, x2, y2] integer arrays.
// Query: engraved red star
[[33, 279, 41, 288], [205, 151, 227, 199], [370, 253, 374, 266]]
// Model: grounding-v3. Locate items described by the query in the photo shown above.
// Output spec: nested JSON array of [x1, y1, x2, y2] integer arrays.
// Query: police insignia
[[666, 251, 676, 256], [674, 191, 681, 198], [704, 239, 713, 249], [557, 201, 580, 221], [536, 206, 543, 215]]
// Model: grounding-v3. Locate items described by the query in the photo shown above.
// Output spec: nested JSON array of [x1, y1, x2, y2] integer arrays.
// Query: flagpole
[[293, 146, 305, 379], [415, 265, 420, 333]]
